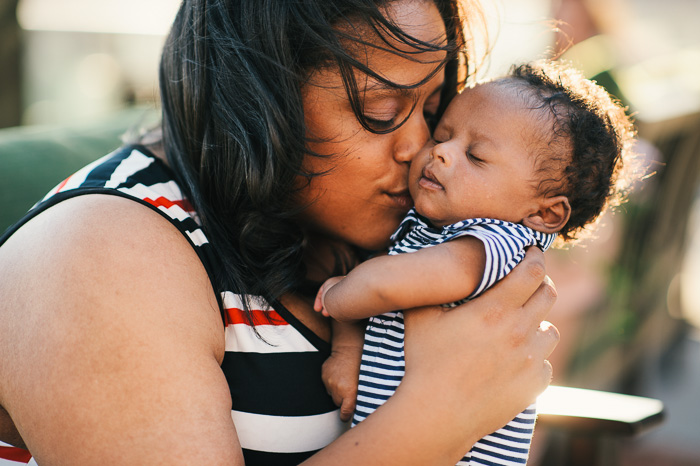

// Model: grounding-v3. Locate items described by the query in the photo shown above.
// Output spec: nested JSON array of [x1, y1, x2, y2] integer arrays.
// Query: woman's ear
[[522, 196, 571, 234]]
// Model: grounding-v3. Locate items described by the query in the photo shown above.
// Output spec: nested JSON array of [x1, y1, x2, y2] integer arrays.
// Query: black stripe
[[80, 148, 129, 187], [272, 299, 330, 353], [114, 146, 180, 189], [242, 448, 316, 466], [222, 351, 337, 416]]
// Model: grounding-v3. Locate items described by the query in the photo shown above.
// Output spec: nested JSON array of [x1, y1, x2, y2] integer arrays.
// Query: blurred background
[[1, 0, 700, 464]]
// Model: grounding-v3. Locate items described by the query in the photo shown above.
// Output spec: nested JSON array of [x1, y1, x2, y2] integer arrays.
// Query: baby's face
[[408, 81, 547, 227]]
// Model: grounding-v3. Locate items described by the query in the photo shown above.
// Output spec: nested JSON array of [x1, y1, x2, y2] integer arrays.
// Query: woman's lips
[[386, 189, 413, 210], [419, 166, 443, 190]]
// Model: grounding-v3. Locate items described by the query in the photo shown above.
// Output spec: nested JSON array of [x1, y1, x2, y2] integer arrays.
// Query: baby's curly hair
[[503, 60, 639, 243]]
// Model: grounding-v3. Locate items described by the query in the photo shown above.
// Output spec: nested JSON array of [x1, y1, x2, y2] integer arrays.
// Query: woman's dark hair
[[505, 60, 639, 243], [158, 0, 473, 316]]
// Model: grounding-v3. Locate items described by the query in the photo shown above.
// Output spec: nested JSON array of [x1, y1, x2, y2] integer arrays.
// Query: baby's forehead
[[463, 77, 532, 105], [456, 80, 549, 130], [459, 79, 568, 160]]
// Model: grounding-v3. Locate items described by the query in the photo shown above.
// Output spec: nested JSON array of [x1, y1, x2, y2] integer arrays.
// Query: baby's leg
[[458, 404, 536, 466]]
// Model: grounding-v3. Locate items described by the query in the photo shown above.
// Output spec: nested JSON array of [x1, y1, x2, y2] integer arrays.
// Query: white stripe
[[480, 433, 533, 449], [358, 367, 403, 379], [470, 448, 529, 464], [117, 184, 190, 221], [359, 363, 404, 376], [225, 323, 318, 353], [42, 153, 114, 200], [157, 203, 189, 221], [498, 419, 536, 431], [359, 355, 404, 368], [357, 388, 396, 400], [143, 180, 187, 202], [126, 180, 190, 208], [470, 451, 528, 464], [105, 150, 154, 188], [231, 410, 348, 453], [186, 229, 209, 247], [361, 338, 404, 352], [221, 292, 270, 311]]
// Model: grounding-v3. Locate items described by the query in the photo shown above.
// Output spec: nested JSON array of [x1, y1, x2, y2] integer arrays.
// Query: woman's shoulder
[[2, 190, 213, 292], [0, 144, 221, 333], [0, 193, 225, 359]]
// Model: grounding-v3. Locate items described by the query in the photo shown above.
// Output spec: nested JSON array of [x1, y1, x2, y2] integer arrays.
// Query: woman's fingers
[[479, 250, 558, 338], [538, 320, 560, 359], [477, 248, 548, 319], [523, 274, 558, 326]]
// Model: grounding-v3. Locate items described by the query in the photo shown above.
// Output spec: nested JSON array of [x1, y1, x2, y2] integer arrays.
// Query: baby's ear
[[522, 196, 571, 234]]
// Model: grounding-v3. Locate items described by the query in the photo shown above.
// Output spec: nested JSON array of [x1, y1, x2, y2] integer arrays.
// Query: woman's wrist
[[307, 381, 481, 465], [392, 372, 483, 460]]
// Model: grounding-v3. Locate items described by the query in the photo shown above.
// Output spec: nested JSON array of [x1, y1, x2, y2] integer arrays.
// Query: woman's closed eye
[[361, 98, 401, 130], [363, 114, 397, 130]]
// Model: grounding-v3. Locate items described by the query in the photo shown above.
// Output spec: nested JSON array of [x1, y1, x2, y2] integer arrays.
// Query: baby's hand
[[322, 344, 361, 422], [313, 276, 345, 318]]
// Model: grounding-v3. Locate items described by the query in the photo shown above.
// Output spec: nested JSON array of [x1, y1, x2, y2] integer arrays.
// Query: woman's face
[[296, 0, 447, 251]]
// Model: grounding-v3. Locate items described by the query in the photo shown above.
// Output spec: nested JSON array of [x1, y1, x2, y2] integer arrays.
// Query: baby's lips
[[422, 165, 443, 189]]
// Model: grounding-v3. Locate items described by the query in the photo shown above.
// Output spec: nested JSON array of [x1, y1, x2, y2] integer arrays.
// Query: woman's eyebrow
[[363, 81, 444, 100], [363, 82, 416, 99]]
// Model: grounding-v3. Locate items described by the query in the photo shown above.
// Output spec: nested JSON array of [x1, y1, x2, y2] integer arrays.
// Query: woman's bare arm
[[318, 237, 486, 321], [0, 195, 243, 465]]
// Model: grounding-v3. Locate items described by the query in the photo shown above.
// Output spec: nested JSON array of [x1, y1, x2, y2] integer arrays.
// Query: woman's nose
[[393, 111, 430, 163]]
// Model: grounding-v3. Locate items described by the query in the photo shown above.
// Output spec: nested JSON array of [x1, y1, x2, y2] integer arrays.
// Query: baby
[[315, 60, 638, 465]]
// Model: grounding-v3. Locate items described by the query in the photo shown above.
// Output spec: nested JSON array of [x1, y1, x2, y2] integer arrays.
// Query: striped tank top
[[0, 145, 346, 466], [353, 208, 556, 466]]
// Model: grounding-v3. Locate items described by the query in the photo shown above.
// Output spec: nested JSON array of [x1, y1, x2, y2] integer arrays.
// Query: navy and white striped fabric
[[389, 209, 556, 302], [353, 208, 556, 466]]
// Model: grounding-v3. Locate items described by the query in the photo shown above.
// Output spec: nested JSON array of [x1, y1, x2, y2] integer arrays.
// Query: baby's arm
[[322, 319, 365, 421], [314, 236, 486, 321]]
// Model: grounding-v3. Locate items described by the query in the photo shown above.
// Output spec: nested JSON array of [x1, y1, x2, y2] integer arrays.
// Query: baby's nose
[[432, 143, 453, 167]]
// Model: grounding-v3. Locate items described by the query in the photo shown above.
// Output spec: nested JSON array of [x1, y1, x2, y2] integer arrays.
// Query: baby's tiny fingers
[[340, 398, 356, 422]]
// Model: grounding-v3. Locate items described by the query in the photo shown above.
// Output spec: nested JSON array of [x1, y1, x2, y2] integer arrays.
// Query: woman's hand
[[401, 247, 558, 455]]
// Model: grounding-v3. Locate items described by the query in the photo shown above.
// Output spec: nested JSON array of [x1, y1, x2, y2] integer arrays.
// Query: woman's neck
[[302, 233, 359, 285], [138, 128, 168, 164]]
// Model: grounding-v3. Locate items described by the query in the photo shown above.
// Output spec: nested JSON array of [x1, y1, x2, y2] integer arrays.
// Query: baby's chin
[[411, 203, 445, 227]]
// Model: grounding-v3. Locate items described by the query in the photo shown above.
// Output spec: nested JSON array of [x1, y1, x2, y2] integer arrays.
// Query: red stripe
[[0, 446, 32, 463], [55, 175, 72, 193], [225, 307, 288, 327], [144, 196, 194, 212]]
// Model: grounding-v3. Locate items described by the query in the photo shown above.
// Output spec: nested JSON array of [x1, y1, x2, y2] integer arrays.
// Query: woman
[[0, 0, 558, 464]]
